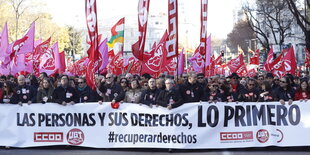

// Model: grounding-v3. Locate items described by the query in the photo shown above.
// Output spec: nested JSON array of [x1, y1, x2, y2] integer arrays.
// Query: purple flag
[[205, 35, 211, 66], [17, 22, 35, 55], [99, 38, 108, 71], [0, 23, 9, 57], [177, 48, 184, 75]]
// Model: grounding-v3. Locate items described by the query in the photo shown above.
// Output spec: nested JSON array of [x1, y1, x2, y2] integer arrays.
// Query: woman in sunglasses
[[202, 82, 223, 103], [1, 81, 18, 104], [258, 81, 275, 102], [119, 78, 129, 92], [275, 77, 295, 105]]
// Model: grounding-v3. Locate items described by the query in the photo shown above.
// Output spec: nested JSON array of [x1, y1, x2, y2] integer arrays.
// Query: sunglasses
[[248, 84, 255, 86], [106, 77, 112, 79], [121, 81, 127, 83], [280, 81, 287, 83], [78, 82, 84, 84], [197, 77, 204, 79]]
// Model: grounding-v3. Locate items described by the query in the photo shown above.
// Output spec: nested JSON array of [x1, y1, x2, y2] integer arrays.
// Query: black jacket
[[274, 87, 295, 101], [140, 88, 161, 106], [99, 82, 125, 102], [179, 82, 204, 103], [240, 88, 260, 102], [156, 88, 183, 108], [52, 85, 78, 104], [15, 85, 37, 103], [77, 86, 97, 103]]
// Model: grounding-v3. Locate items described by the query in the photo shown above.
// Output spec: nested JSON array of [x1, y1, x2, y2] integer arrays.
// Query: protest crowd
[[0, 71, 309, 108]]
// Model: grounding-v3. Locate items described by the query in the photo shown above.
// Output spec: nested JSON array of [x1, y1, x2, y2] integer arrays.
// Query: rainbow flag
[[107, 18, 125, 48]]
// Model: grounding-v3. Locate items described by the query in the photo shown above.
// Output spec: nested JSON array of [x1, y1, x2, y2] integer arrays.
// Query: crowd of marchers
[[0, 71, 309, 108]]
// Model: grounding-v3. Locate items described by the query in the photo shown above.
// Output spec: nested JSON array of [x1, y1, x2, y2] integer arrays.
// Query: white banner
[[0, 101, 309, 149]]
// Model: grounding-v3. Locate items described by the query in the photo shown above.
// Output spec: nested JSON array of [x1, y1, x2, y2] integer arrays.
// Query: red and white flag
[[264, 47, 274, 72], [227, 54, 245, 73], [142, 30, 168, 77], [107, 51, 124, 75], [132, 0, 150, 61], [199, 0, 208, 56], [205, 35, 211, 66], [250, 49, 260, 65], [281, 46, 297, 75], [32, 37, 51, 76], [166, 0, 178, 58], [246, 68, 257, 77], [85, 0, 99, 90]]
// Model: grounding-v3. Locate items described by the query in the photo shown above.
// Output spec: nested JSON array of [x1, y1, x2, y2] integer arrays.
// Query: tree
[[227, 20, 256, 52], [8, 0, 29, 40], [285, 0, 310, 51], [63, 26, 83, 61], [243, 0, 294, 51]]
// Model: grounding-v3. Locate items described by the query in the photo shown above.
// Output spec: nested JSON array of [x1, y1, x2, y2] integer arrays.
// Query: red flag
[[199, 0, 208, 56], [132, 0, 150, 60], [59, 51, 66, 73], [85, 0, 99, 90], [215, 54, 222, 65], [246, 68, 257, 77], [272, 60, 286, 78], [126, 57, 142, 75], [188, 46, 205, 73], [227, 54, 245, 73], [70, 57, 89, 76], [205, 55, 215, 77], [162, 57, 178, 76], [250, 49, 260, 65], [107, 51, 124, 75], [281, 46, 297, 75], [264, 48, 273, 72], [143, 42, 156, 62], [305, 48, 310, 67], [31, 37, 51, 76], [142, 30, 168, 77], [166, 0, 178, 58]]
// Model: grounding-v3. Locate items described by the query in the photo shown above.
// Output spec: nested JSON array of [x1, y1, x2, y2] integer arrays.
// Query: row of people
[[0, 72, 309, 109]]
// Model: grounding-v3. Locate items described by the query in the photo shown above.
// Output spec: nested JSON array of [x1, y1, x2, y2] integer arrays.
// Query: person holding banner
[[36, 78, 54, 104], [275, 77, 295, 105], [258, 81, 275, 102], [178, 73, 204, 103], [52, 75, 78, 105], [202, 82, 224, 102], [124, 79, 143, 103], [294, 79, 310, 101], [141, 78, 161, 107], [240, 78, 259, 102], [226, 73, 245, 102], [0, 81, 18, 104], [156, 79, 183, 110], [76, 77, 97, 103], [99, 73, 125, 103], [16, 75, 37, 105]]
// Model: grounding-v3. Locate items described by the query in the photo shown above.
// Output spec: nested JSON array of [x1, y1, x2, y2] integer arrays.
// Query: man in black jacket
[[141, 78, 161, 107], [99, 73, 125, 103], [156, 79, 183, 109], [53, 75, 78, 105], [16, 75, 37, 105], [178, 73, 204, 103], [76, 77, 96, 103]]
